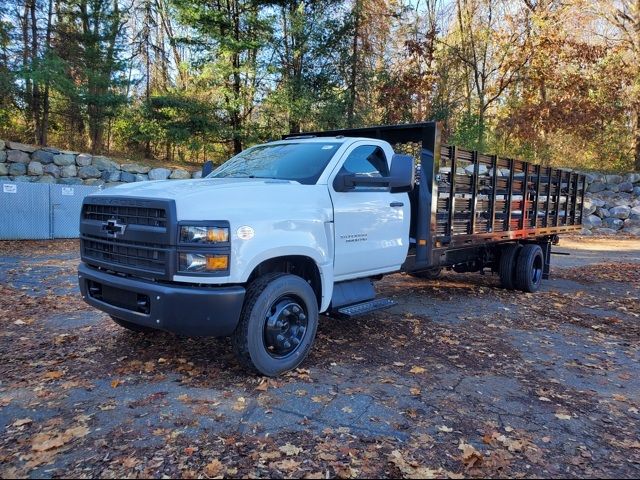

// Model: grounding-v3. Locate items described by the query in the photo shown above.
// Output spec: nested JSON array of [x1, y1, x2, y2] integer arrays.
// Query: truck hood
[[94, 177, 293, 198], [89, 178, 332, 222]]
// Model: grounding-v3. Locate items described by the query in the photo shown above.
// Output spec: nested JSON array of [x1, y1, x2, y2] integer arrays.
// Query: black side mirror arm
[[202, 160, 214, 177]]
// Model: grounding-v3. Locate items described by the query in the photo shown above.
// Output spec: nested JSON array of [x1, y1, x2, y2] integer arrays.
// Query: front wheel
[[232, 273, 319, 376]]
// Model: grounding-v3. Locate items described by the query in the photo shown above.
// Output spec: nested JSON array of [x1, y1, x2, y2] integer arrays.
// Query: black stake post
[[490, 155, 498, 233], [448, 146, 457, 238]]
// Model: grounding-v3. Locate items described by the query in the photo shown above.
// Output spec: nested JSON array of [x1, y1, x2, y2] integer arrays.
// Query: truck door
[[329, 143, 410, 281]]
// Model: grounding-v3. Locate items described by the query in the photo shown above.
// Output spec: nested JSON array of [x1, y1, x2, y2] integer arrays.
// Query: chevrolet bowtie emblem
[[103, 219, 126, 237]]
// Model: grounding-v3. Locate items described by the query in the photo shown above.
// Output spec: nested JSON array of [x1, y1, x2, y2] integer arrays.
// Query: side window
[[338, 145, 389, 190]]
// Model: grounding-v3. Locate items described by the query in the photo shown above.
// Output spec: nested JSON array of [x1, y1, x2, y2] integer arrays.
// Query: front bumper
[[78, 263, 245, 337]]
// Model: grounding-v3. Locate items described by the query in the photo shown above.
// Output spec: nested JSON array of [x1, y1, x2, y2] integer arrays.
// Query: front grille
[[83, 237, 167, 275], [80, 197, 177, 279], [83, 203, 168, 228]]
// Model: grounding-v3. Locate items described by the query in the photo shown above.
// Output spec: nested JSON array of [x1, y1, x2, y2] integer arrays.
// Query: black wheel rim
[[532, 254, 543, 284], [263, 295, 308, 359]]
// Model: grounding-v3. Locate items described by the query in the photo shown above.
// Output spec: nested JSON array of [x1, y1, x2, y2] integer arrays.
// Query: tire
[[232, 273, 319, 377], [499, 244, 521, 290], [515, 244, 544, 293], [409, 268, 442, 280], [110, 316, 156, 333]]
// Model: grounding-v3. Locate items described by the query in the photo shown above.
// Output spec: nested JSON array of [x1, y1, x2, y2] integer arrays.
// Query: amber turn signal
[[206, 255, 229, 270]]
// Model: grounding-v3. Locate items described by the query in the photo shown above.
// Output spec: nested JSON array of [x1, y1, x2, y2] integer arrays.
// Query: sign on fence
[[0, 182, 100, 240]]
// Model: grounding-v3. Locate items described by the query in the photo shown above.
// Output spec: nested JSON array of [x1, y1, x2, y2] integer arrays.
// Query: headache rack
[[284, 122, 586, 271]]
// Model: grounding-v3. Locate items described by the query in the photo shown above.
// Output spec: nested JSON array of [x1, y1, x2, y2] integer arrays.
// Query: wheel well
[[248, 256, 322, 308]]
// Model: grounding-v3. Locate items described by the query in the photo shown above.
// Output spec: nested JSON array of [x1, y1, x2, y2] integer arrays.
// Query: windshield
[[207, 142, 341, 185]]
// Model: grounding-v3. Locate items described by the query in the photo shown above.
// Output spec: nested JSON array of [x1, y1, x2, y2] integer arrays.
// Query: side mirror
[[202, 160, 214, 177], [333, 171, 356, 192], [389, 154, 415, 193]]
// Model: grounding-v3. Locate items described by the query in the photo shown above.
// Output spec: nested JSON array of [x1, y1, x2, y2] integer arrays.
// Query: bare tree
[[449, 0, 533, 148], [599, 0, 640, 170]]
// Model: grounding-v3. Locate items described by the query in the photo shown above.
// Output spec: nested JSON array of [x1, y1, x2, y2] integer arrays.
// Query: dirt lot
[[0, 237, 639, 478]]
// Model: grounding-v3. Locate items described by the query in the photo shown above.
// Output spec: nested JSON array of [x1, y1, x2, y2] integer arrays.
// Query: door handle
[[390, 201, 404, 207]]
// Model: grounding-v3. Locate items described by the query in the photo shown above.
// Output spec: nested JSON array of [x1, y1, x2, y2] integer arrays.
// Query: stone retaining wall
[[0, 140, 199, 187], [582, 173, 640, 236]]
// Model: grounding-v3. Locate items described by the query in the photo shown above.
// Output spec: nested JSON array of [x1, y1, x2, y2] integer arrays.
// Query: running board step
[[337, 298, 397, 318]]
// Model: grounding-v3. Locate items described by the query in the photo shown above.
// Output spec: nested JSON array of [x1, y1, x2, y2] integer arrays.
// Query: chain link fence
[[0, 181, 100, 240]]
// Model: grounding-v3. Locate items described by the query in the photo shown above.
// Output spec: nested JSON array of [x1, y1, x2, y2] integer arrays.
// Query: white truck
[[78, 123, 585, 376]]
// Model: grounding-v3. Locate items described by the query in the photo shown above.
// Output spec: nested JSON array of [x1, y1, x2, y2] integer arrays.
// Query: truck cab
[[79, 135, 415, 376]]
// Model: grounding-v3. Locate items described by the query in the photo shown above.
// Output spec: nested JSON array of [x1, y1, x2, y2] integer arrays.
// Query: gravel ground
[[0, 237, 638, 479]]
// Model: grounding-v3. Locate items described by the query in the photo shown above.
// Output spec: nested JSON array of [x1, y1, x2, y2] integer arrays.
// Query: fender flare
[[240, 246, 334, 313]]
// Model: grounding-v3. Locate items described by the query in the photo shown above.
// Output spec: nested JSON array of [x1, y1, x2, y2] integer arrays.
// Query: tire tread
[[499, 244, 521, 290], [515, 244, 544, 293], [231, 272, 288, 374]]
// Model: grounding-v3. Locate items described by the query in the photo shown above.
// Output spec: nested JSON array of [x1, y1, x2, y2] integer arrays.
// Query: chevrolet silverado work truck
[[78, 123, 585, 376]]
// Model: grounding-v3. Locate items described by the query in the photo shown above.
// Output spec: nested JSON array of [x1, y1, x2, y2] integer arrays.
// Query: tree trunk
[[29, 0, 43, 145], [635, 108, 640, 171], [40, 0, 54, 146], [347, 0, 360, 128]]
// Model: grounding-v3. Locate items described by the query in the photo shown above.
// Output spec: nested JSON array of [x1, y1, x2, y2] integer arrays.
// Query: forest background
[[1, 0, 638, 172]]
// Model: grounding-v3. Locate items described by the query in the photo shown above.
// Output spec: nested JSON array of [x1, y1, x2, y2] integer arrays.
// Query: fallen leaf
[[32, 433, 66, 452], [275, 459, 301, 471], [122, 457, 139, 468], [111, 379, 121, 388], [204, 459, 223, 477], [13, 418, 33, 427], [232, 397, 246, 412], [44, 371, 63, 380], [437, 425, 453, 433], [311, 395, 331, 403], [256, 379, 269, 392], [409, 366, 426, 374], [459, 441, 483, 468], [555, 413, 572, 420], [260, 451, 281, 461], [65, 425, 90, 439], [279, 443, 303, 456], [389, 450, 442, 479]]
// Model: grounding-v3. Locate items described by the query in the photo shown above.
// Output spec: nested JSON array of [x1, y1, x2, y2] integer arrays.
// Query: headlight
[[180, 225, 229, 244], [179, 253, 229, 273]]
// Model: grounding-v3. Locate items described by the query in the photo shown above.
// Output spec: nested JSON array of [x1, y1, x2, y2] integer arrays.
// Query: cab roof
[[271, 136, 379, 144]]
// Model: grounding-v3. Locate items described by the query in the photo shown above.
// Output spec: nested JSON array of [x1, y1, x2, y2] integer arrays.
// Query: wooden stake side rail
[[437, 145, 586, 248]]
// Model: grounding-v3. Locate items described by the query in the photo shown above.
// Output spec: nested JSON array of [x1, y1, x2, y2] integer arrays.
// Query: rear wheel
[[232, 273, 319, 377], [499, 244, 521, 290], [110, 316, 156, 333], [515, 244, 544, 293], [409, 267, 442, 280]]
